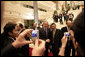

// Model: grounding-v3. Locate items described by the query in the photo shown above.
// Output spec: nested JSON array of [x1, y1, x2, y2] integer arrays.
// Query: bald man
[[61, 20, 72, 33]]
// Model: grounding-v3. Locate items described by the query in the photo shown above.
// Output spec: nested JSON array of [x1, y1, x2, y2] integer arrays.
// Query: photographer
[[59, 12, 84, 56], [1, 29, 46, 56]]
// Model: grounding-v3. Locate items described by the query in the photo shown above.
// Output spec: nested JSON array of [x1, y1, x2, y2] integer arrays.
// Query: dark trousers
[[44, 42, 49, 56], [52, 43, 59, 56], [65, 40, 75, 56]]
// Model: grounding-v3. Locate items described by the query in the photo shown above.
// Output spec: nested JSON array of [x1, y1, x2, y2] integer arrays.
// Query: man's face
[[43, 22, 49, 29], [34, 23, 37, 28], [11, 25, 19, 38], [51, 24, 56, 30], [67, 21, 72, 27], [16, 24, 21, 31], [38, 24, 40, 27]]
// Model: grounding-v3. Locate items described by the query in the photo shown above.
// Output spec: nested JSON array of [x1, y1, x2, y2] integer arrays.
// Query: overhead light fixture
[[23, 4, 47, 12]]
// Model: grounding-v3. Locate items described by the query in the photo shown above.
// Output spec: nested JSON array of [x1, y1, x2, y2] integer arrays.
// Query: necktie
[[45, 28, 48, 38]]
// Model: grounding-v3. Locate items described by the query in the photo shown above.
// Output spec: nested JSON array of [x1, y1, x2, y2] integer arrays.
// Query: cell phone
[[32, 30, 39, 41]]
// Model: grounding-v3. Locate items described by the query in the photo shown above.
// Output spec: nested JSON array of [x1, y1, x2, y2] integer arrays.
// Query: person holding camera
[[61, 20, 75, 56]]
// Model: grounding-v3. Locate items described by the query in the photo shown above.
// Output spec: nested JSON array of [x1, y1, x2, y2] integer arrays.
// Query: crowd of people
[[53, 10, 74, 24], [1, 11, 84, 56]]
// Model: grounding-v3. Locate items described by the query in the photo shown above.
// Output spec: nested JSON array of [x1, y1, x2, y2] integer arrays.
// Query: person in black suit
[[50, 23, 63, 56], [61, 20, 73, 33], [1, 22, 30, 56], [39, 21, 51, 56], [63, 11, 69, 22], [59, 13, 63, 24], [61, 20, 75, 56]]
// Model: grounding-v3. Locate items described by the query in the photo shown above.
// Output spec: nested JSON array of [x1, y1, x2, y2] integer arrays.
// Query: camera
[[31, 30, 39, 41], [65, 32, 71, 40], [65, 32, 70, 36]]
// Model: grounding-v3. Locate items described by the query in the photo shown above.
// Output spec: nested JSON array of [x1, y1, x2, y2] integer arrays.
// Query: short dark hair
[[72, 12, 84, 51], [19, 23, 23, 28], [24, 25, 28, 29], [3, 22, 17, 35], [51, 23, 56, 26]]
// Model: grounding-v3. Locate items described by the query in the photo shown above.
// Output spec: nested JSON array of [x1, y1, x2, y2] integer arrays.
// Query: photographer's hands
[[12, 29, 46, 56], [59, 33, 68, 56], [59, 30, 76, 56], [46, 39, 50, 43], [32, 39, 46, 56], [12, 29, 33, 48]]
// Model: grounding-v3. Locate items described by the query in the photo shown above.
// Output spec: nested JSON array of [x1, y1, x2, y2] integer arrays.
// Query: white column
[[56, 1, 58, 10], [65, 1, 67, 9], [70, 1, 72, 9], [33, 1, 38, 28]]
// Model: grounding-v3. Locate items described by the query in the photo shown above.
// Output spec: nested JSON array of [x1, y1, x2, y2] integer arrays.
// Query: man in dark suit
[[61, 20, 72, 33], [50, 23, 63, 56], [61, 20, 75, 56], [63, 11, 69, 22], [39, 22, 51, 56]]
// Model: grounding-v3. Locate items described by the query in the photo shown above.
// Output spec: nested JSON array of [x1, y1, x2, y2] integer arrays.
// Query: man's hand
[[46, 39, 50, 43], [68, 30, 75, 41], [58, 34, 68, 56], [69, 30, 77, 49], [32, 39, 46, 56], [61, 33, 68, 48], [12, 29, 33, 48]]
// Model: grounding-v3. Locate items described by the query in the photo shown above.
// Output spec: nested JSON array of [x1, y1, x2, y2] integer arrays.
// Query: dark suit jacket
[[50, 29, 63, 55], [61, 27, 68, 33], [1, 44, 17, 56], [50, 29, 63, 49], [61, 27, 75, 56], [39, 28, 51, 41], [61, 26, 73, 33], [1, 33, 29, 56], [39, 28, 51, 56], [50, 29, 63, 44]]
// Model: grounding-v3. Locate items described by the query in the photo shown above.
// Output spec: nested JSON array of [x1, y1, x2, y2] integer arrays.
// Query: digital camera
[[32, 30, 39, 41]]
